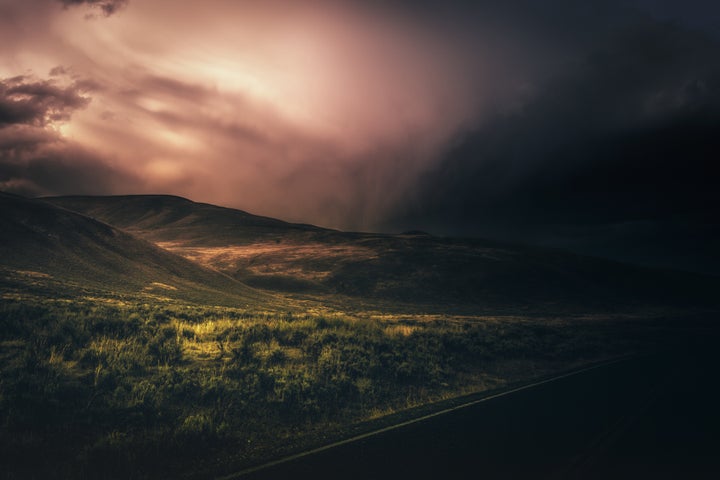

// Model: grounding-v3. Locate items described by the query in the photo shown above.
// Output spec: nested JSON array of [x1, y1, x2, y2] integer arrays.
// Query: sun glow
[[144, 159, 188, 182], [156, 129, 200, 151]]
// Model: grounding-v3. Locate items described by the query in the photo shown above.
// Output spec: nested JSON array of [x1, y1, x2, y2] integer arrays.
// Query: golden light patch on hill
[[14, 270, 53, 279], [144, 282, 179, 291], [156, 241, 379, 281]]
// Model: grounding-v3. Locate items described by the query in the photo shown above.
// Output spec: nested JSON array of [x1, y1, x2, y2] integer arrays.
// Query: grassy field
[[0, 290, 665, 479]]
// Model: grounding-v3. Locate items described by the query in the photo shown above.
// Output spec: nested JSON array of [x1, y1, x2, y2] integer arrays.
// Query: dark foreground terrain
[[2, 192, 719, 478], [237, 329, 720, 480]]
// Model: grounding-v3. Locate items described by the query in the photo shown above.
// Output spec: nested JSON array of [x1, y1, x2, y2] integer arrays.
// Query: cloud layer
[[0, 75, 91, 126], [58, 0, 128, 16], [0, 72, 137, 196]]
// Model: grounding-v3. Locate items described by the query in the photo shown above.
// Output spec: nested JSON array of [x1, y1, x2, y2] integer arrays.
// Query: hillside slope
[[1, 193, 269, 307], [46, 195, 720, 312], [46, 194, 326, 246]]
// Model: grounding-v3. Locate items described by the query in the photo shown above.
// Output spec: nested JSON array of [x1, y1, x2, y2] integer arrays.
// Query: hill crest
[[1, 193, 270, 307]]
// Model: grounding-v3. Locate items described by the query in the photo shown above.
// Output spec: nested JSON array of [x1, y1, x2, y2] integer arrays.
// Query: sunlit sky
[[1, 0, 719, 251], [1, 0, 494, 228]]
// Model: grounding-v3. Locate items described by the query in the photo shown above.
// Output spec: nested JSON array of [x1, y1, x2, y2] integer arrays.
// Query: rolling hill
[[0, 192, 269, 307], [44, 194, 326, 246], [44, 195, 720, 312]]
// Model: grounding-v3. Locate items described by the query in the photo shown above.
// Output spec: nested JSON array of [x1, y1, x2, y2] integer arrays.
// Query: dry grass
[[156, 241, 379, 280], [384, 325, 417, 337]]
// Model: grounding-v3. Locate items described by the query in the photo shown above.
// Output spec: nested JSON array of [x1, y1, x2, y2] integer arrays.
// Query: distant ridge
[[44, 194, 720, 312], [1, 192, 269, 306], [46, 194, 328, 247]]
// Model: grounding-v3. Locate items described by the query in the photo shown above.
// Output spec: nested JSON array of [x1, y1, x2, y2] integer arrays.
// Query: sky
[[1, 0, 719, 273]]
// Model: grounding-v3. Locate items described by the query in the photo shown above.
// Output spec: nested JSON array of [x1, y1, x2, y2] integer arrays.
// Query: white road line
[[217, 355, 634, 480]]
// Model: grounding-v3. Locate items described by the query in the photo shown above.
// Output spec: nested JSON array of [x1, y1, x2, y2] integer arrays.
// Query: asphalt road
[[230, 339, 720, 480]]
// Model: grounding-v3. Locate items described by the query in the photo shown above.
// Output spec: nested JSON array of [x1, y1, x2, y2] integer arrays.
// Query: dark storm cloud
[[0, 73, 138, 197], [0, 133, 138, 197], [388, 16, 720, 273], [0, 75, 92, 127], [404, 20, 720, 221], [58, 0, 128, 16]]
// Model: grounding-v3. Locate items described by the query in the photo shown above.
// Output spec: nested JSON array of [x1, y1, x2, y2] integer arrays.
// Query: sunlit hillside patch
[[156, 241, 380, 281], [144, 281, 178, 291], [14, 270, 52, 279]]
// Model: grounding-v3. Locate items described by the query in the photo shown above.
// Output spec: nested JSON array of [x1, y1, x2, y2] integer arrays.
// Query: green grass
[[0, 294, 655, 479]]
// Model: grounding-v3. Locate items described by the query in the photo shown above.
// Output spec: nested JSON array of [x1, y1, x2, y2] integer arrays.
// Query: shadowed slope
[[46, 194, 326, 246], [1, 192, 269, 307], [46, 195, 720, 312]]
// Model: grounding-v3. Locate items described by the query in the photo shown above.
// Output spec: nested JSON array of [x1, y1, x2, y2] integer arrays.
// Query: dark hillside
[[1, 192, 268, 307]]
